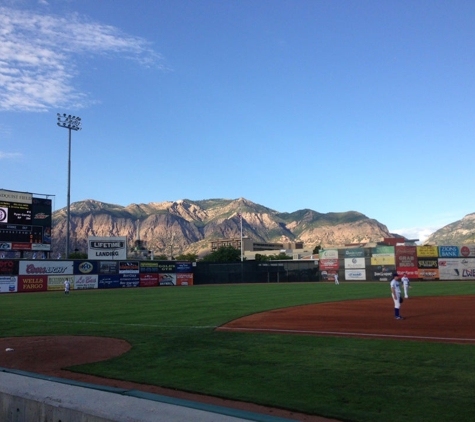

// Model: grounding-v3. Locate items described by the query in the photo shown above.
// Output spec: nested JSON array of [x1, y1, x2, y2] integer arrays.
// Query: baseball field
[[1, 281, 474, 422]]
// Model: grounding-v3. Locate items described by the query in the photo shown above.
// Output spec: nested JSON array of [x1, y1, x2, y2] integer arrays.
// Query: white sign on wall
[[0, 276, 17, 293], [438, 258, 460, 280], [345, 269, 366, 281], [344, 257, 365, 269], [19, 261, 74, 275], [88, 236, 127, 260]]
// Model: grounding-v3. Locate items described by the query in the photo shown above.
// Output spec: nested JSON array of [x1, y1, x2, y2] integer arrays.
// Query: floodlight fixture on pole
[[57, 113, 82, 258]]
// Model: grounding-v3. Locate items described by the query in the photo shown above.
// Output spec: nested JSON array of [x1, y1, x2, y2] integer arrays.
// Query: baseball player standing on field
[[64, 279, 71, 295], [390, 273, 403, 320], [401, 273, 410, 298]]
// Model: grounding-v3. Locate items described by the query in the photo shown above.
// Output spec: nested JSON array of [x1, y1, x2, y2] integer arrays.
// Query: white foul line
[[218, 326, 475, 342]]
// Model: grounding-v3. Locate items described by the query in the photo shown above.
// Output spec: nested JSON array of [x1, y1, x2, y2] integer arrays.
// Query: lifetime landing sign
[[88, 236, 127, 260]]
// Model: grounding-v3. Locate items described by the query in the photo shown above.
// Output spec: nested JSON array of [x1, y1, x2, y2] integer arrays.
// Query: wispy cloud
[[395, 226, 445, 244], [0, 151, 23, 159], [0, 6, 164, 112]]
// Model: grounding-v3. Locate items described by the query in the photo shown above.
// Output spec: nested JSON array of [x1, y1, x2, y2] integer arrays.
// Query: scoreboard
[[0, 190, 52, 251]]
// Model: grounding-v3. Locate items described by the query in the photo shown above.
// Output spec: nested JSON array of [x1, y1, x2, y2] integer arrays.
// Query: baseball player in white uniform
[[334, 273, 339, 285], [401, 273, 410, 298], [390, 273, 403, 320], [64, 279, 71, 295]]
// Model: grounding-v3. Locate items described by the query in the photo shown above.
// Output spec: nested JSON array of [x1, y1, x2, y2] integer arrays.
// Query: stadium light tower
[[57, 113, 82, 258]]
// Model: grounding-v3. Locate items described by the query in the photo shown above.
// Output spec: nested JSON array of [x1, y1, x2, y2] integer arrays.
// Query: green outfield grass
[[1, 282, 475, 422]]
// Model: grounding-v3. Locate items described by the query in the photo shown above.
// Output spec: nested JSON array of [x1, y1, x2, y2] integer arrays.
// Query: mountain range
[[425, 212, 475, 245], [51, 198, 394, 257], [51, 198, 475, 257]]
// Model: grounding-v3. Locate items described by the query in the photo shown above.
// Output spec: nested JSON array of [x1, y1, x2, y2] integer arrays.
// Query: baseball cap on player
[[393, 272, 399, 277]]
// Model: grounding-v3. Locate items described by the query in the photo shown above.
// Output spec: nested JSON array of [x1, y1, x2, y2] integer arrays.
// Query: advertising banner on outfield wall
[[460, 245, 475, 257], [119, 261, 139, 274], [157, 263, 176, 273], [418, 269, 439, 280], [19, 260, 74, 275], [344, 248, 365, 258], [0, 260, 18, 275], [372, 246, 395, 255], [439, 246, 459, 258], [140, 273, 159, 287], [371, 255, 395, 265], [119, 273, 140, 288], [0, 276, 17, 292], [98, 274, 120, 288], [74, 261, 98, 275], [140, 262, 158, 273], [439, 258, 475, 280], [99, 261, 118, 274], [18, 275, 47, 292], [320, 270, 338, 281], [320, 249, 338, 259], [395, 246, 417, 268], [159, 273, 176, 286], [371, 266, 395, 281], [119, 260, 139, 287], [417, 245, 438, 257], [345, 269, 366, 281], [176, 262, 193, 272], [176, 273, 193, 285], [48, 275, 73, 291], [438, 259, 459, 280], [75, 274, 98, 289], [418, 258, 438, 269], [396, 268, 418, 278], [344, 257, 365, 269], [319, 259, 339, 270], [457, 258, 475, 279]]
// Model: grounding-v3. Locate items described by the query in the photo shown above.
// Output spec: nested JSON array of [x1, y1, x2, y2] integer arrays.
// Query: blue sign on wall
[[176, 261, 193, 272], [439, 246, 459, 258], [98, 274, 121, 289], [74, 260, 98, 275], [119, 273, 140, 288]]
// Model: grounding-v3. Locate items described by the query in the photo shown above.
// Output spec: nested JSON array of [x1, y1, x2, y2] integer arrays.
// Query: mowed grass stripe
[[1, 282, 475, 422]]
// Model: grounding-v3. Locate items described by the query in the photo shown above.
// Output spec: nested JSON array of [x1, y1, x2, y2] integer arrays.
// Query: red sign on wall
[[139, 273, 158, 287], [18, 275, 47, 292], [319, 259, 339, 270]]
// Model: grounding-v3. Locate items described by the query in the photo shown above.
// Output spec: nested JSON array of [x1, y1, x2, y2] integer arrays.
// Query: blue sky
[[1, 0, 474, 243]]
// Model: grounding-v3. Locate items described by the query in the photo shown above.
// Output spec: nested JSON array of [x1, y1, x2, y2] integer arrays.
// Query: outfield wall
[[1, 244, 474, 293], [0, 260, 193, 293], [320, 244, 475, 282]]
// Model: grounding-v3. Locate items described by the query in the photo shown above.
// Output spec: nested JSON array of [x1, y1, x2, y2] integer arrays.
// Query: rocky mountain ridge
[[425, 213, 475, 245], [52, 197, 395, 257]]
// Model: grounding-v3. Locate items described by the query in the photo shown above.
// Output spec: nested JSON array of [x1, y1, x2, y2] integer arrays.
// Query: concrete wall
[[0, 369, 293, 422]]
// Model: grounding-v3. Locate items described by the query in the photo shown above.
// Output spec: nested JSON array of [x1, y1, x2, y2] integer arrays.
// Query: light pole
[[57, 113, 82, 258], [239, 212, 243, 262]]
